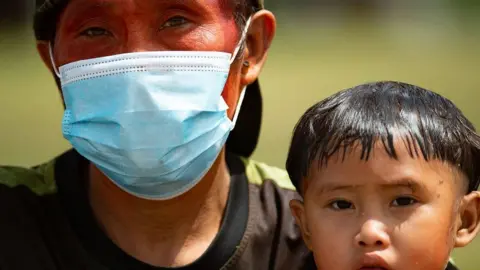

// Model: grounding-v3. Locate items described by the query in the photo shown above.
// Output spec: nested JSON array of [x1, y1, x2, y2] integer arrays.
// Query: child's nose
[[354, 219, 391, 249]]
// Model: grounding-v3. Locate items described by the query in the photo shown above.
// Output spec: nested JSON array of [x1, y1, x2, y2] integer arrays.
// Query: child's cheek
[[398, 221, 453, 269], [308, 212, 354, 270], [402, 247, 450, 270]]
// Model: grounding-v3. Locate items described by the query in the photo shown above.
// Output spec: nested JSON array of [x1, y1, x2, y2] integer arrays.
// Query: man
[[0, 0, 314, 269]]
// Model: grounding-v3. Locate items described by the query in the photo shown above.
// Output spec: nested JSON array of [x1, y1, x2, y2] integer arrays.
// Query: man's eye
[[80, 27, 111, 38], [329, 200, 354, 210], [161, 16, 189, 29], [391, 196, 417, 207]]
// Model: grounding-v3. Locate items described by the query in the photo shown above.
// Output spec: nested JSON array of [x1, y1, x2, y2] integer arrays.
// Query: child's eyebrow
[[317, 178, 426, 194], [379, 178, 426, 192]]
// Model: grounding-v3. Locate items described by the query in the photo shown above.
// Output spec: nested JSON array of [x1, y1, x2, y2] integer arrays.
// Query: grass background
[[0, 10, 479, 269]]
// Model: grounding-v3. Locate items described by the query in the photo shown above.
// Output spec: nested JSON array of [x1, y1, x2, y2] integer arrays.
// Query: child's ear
[[454, 191, 480, 247], [290, 199, 312, 250]]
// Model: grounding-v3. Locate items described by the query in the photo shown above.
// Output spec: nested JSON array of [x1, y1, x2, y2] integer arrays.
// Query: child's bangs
[[287, 82, 480, 193]]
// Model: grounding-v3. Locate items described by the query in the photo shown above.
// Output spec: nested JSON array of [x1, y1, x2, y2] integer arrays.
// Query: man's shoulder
[[235, 157, 313, 270], [240, 157, 296, 191], [447, 260, 460, 270], [0, 157, 90, 269], [0, 159, 57, 196]]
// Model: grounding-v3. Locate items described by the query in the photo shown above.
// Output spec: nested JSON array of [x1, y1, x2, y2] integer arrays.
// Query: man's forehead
[[48, 0, 233, 17], [37, 0, 264, 8]]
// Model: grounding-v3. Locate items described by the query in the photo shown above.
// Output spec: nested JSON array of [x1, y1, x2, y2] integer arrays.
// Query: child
[[286, 81, 480, 270]]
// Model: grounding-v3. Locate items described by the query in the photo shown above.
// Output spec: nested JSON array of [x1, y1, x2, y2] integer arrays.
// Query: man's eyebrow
[[66, 1, 116, 17], [158, 0, 190, 3], [72, 0, 115, 8], [67, 0, 209, 19]]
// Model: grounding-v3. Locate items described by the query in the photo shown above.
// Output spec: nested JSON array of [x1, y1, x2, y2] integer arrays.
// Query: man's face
[[47, 0, 252, 119], [292, 141, 468, 270]]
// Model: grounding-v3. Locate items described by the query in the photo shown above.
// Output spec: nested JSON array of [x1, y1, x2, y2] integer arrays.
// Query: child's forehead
[[307, 140, 460, 190]]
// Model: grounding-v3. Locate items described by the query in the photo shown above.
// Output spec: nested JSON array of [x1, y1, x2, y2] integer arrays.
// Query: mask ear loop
[[228, 17, 252, 129], [231, 86, 247, 129], [49, 42, 61, 78], [229, 16, 252, 65]]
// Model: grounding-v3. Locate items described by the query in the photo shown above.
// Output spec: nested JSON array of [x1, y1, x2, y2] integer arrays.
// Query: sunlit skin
[[35, 0, 276, 267], [291, 141, 480, 270]]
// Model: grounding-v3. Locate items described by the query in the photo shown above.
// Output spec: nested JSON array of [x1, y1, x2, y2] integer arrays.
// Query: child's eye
[[391, 196, 418, 207], [329, 200, 354, 210], [80, 27, 112, 38], [160, 16, 190, 29]]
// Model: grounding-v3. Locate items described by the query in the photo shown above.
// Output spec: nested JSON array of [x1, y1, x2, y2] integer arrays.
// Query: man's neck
[[88, 150, 231, 267]]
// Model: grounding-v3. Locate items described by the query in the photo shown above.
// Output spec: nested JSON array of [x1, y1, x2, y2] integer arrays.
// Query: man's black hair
[[286, 81, 480, 194]]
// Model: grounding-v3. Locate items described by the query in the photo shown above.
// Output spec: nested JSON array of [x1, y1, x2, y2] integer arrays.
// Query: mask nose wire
[[48, 43, 61, 78], [229, 16, 252, 65]]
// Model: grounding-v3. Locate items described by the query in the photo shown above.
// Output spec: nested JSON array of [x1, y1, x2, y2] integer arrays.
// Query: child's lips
[[356, 253, 391, 270]]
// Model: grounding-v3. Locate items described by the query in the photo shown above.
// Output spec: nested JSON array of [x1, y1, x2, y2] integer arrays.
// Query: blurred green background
[[1, 1, 479, 269]]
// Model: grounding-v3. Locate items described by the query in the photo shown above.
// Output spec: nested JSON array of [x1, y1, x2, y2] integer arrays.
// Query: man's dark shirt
[[0, 149, 314, 270]]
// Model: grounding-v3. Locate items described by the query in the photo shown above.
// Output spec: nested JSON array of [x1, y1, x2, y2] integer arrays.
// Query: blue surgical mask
[[50, 18, 251, 200]]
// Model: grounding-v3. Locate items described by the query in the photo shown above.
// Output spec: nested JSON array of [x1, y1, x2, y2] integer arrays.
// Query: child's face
[[290, 142, 480, 270]]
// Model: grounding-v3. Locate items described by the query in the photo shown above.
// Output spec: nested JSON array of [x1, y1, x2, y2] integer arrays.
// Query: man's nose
[[354, 219, 391, 249], [123, 28, 166, 53], [125, 40, 164, 53]]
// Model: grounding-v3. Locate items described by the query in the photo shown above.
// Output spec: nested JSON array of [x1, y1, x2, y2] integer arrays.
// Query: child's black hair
[[286, 81, 480, 194]]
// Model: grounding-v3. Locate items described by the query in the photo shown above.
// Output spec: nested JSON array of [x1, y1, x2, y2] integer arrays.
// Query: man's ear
[[290, 199, 313, 250], [240, 9, 276, 86], [454, 191, 480, 247]]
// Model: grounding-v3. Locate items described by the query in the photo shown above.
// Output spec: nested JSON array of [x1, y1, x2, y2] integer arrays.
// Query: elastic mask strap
[[49, 43, 61, 78], [229, 16, 252, 64], [231, 86, 247, 129]]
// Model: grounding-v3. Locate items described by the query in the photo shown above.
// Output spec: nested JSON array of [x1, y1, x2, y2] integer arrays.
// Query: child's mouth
[[357, 253, 390, 270]]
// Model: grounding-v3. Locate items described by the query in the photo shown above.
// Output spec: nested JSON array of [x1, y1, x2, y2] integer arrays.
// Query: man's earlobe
[[290, 199, 312, 250], [241, 61, 250, 74], [454, 191, 480, 247]]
